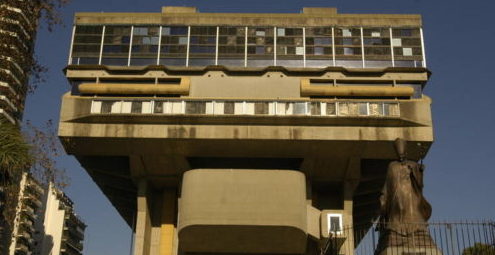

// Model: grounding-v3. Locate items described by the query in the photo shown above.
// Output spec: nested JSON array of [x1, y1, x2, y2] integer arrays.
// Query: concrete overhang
[[63, 64, 432, 79], [74, 7, 422, 27], [178, 169, 307, 253]]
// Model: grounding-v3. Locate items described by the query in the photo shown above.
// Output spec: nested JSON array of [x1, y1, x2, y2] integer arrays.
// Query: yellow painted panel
[[160, 225, 174, 255], [160, 190, 176, 255], [301, 79, 414, 97], [78, 78, 190, 95]]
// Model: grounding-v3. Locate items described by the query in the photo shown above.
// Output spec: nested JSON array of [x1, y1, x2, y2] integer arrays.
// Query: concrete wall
[[179, 169, 307, 254], [74, 7, 422, 27]]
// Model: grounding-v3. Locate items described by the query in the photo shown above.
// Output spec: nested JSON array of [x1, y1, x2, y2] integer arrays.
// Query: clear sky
[[24, 0, 495, 254]]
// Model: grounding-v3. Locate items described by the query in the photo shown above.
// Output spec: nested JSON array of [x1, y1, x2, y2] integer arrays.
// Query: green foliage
[[25, 120, 69, 188], [0, 120, 32, 181], [463, 243, 495, 255]]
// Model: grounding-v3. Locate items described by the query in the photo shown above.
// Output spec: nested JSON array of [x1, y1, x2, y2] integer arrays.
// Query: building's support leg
[[134, 179, 152, 255], [149, 191, 163, 255], [342, 157, 361, 255], [160, 189, 177, 255]]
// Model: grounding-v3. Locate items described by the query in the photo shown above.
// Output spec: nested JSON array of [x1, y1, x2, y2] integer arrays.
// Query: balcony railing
[[62, 237, 84, 251], [15, 243, 30, 253], [64, 226, 84, 240], [90, 99, 400, 118], [26, 181, 44, 195], [322, 221, 495, 255], [21, 206, 37, 221], [16, 230, 32, 242], [23, 194, 42, 208]]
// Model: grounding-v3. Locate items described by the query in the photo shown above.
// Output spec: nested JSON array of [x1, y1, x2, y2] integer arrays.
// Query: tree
[[0, 120, 32, 181], [0, 120, 32, 253], [25, 120, 69, 188], [463, 243, 495, 255], [0, 120, 68, 253]]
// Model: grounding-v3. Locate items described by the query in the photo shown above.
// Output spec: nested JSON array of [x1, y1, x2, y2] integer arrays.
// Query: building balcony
[[22, 193, 42, 208], [25, 180, 44, 195], [19, 218, 34, 228], [16, 236, 34, 249], [0, 107, 16, 124], [14, 243, 30, 254], [61, 241, 84, 255], [16, 230, 32, 241], [18, 221, 34, 235], [21, 206, 37, 220], [0, 95, 17, 111], [62, 236, 84, 252], [58, 93, 433, 170], [63, 226, 85, 240], [65, 212, 86, 230]]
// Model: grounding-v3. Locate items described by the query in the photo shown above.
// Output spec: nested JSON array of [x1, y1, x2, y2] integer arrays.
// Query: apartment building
[[34, 183, 86, 255], [7, 173, 44, 255], [0, 0, 37, 124]]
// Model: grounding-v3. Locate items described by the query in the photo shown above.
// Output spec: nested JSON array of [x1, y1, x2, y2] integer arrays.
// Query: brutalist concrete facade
[[58, 6, 432, 255]]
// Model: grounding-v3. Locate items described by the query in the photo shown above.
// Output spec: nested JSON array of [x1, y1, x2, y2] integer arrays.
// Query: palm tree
[[0, 120, 32, 254], [0, 120, 32, 181]]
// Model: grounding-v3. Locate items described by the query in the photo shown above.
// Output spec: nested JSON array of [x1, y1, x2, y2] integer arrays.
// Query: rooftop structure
[[59, 6, 433, 255]]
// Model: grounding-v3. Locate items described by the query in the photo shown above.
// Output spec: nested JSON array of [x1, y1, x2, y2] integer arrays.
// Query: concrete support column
[[149, 192, 162, 255], [342, 157, 361, 255], [134, 179, 152, 255], [159, 189, 177, 255]]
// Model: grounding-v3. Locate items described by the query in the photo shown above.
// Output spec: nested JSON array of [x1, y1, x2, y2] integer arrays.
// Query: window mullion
[[98, 25, 106, 65], [128, 26, 134, 66], [157, 26, 162, 65]]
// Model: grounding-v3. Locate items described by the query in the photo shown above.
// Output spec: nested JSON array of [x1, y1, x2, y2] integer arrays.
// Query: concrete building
[[0, 0, 37, 124], [34, 183, 86, 255], [7, 173, 44, 255], [58, 6, 432, 255], [5, 174, 86, 255]]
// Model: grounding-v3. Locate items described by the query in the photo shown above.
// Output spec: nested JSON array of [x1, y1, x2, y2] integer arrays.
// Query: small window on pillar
[[327, 213, 343, 235]]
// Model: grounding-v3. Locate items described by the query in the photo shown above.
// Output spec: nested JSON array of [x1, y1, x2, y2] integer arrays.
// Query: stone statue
[[375, 138, 440, 255]]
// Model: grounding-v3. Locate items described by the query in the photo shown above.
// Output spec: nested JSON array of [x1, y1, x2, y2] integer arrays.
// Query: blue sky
[[24, 0, 495, 254]]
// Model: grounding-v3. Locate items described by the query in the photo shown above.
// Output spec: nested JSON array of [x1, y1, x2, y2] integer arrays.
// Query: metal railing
[[323, 221, 495, 255], [90, 99, 400, 118]]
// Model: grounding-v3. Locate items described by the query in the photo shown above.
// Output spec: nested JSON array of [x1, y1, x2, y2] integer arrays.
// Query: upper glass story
[[69, 7, 426, 69]]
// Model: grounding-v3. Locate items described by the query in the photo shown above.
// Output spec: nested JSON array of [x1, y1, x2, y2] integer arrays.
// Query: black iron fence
[[323, 221, 495, 255]]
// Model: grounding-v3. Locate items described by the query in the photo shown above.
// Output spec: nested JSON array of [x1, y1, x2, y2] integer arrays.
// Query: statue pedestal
[[378, 246, 443, 255]]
